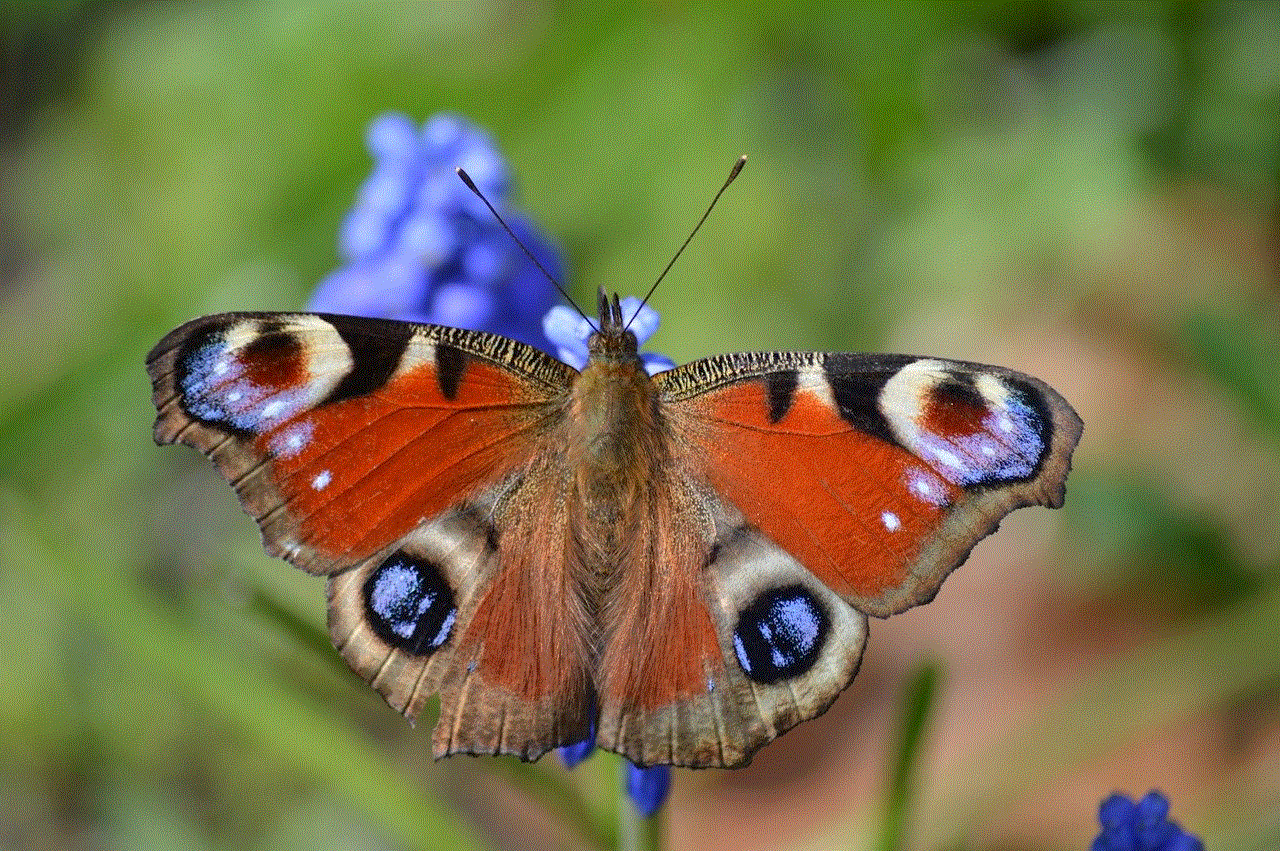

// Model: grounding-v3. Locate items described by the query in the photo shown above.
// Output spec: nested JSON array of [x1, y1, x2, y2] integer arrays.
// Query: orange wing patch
[[680, 379, 960, 601], [259, 358, 549, 561]]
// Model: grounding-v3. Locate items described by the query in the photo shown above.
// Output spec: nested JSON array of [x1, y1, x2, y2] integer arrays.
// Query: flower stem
[[876, 661, 941, 851]]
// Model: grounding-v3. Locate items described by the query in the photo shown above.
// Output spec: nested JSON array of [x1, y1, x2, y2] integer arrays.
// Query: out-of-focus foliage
[[0, 2, 1275, 850]]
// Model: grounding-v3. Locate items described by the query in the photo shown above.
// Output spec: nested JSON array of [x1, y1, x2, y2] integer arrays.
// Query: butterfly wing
[[148, 312, 594, 760], [666, 351, 1081, 615], [593, 351, 1080, 768]]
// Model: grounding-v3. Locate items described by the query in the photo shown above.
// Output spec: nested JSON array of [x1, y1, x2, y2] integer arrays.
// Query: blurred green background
[[2, 2, 1277, 849]]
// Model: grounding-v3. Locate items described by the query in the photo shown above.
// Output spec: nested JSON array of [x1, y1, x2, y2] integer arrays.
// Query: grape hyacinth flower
[[556, 703, 673, 820], [626, 761, 673, 819], [315, 111, 671, 817], [309, 112, 561, 351], [1091, 791, 1204, 851], [543, 296, 677, 375]]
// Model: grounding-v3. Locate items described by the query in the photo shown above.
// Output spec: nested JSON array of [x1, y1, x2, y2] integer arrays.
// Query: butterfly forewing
[[148, 312, 574, 573], [659, 350, 1082, 616]]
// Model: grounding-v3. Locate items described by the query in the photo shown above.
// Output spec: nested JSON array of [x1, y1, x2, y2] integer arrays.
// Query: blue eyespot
[[363, 552, 456, 655], [732, 586, 828, 683]]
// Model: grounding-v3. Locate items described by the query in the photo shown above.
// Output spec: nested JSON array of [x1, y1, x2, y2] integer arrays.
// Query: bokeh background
[[2, 2, 1277, 849]]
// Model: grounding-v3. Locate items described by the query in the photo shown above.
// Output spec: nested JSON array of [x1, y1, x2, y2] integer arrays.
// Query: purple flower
[[315, 111, 672, 818], [543, 296, 676, 375], [309, 112, 561, 351], [1092, 791, 1204, 851], [626, 763, 672, 818]]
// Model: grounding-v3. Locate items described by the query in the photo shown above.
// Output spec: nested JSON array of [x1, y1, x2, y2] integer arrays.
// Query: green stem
[[876, 661, 941, 851]]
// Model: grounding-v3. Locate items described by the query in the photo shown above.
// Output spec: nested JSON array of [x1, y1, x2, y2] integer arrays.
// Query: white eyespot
[[213, 360, 230, 375], [260, 399, 285, 420], [227, 390, 242, 403], [881, 511, 901, 532], [311, 470, 332, 491]]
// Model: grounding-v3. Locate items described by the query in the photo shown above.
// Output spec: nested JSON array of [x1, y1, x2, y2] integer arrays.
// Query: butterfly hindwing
[[327, 478, 594, 762], [593, 484, 869, 769]]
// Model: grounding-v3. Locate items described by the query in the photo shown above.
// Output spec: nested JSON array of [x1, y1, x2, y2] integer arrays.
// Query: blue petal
[[420, 112, 467, 154], [365, 112, 419, 162], [617, 296, 660, 345], [357, 161, 416, 215], [625, 763, 671, 818], [317, 112, 561, 352], [1100, 793, 1137, 829], [1166, 835, 1204, 851], [558, 736, 595, 769], [1092, 792, 1203, 851], [1136, 791, 1170, 827], [396, 211, 456, 266], [338, 206, 393, 261], [463, 239, 505, 286], [542, 305, 591, 369], [429, 282, 495, 329], [642, 352, 676, 375], [308, 257, 426, 318]]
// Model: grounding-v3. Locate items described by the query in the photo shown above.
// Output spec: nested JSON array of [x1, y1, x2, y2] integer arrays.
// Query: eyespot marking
[[880, 360, 1053, 487], [732, 585, 828, 684], [363, 552, 457, 655], [174, 317, 353, 435]]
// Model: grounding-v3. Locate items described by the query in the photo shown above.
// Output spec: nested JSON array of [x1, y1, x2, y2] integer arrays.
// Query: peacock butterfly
[[146, 168, 1082, 769]]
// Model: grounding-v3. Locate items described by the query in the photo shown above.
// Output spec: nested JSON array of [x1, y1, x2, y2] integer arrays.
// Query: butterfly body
[[148, 292, 1081, 768]]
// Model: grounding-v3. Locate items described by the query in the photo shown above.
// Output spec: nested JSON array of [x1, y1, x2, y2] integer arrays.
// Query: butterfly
[[147, 287, 1081, 769]]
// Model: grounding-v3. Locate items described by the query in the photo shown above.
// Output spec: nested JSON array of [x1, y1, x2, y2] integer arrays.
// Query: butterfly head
[[587, 286, 640, 366]]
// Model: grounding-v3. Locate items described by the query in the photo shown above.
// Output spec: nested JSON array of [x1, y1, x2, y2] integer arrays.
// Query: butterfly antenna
[[455, 167, 590, 324], [626, 154, 746, 330]]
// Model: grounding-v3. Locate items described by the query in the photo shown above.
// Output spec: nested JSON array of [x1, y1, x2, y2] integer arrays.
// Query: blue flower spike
[[626, 763, 672, 818], [1092, 791, 1204, 851], [310, 111, 562, 351], [318, 112, 674, 819]]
